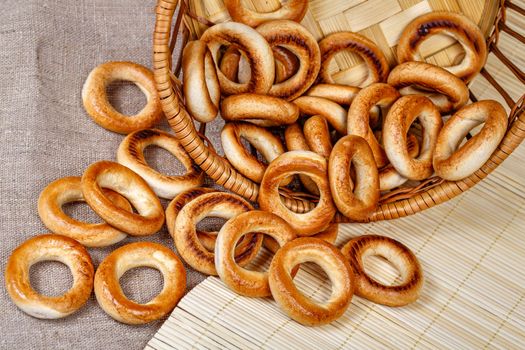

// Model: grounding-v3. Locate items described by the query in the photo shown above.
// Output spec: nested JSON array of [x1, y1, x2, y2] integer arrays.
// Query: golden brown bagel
[[379, 133, 420, 191], [347, 83, 401, 168], [318, 32, 389, 87], [201, 22, 275, 95], [219, 46, 242, 82], [215, 211, 297, 297], [303, 115, 333, 158], [173, 192, 263, 275], [117, 129, 204, 199], [221, 93, 299, 126], [293, 96, 347, 134], [182, 40, 221, 123], [388, 61, 469, 114], [264, 223, 339, 254], [397, 11, 487, 83], [259, 151, 336, 236], [165, 187, 259, 257], [94, 242, 186, 324], [257, 20, 321, 101], [5, 234, 94, 319], [224, 0, 308, 27], [165, 187, 217, 239], [269, 237, 354, 326], [284, 123, 320, 195], [82, 61, 163, 134], [433, 100, 508, 181], [383, 96, 443, 180], [273, 46, 300, 83], [38, 177, 130, 247], [341, 234, 423, 306], [306, 83, 361, 106], [221, 122, 289, 184], [81, 161, 165, 236], [329, 135, 379, 222]]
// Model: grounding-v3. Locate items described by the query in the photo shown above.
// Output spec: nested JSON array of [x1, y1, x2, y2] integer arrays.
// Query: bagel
[[341, 234, 423, 306], [379, 134, 420, 191], [329, 135, 379, 222], [182, 40, 221, 123], [303, 115, 333, 158], [221, 122, 289, 184], [397, 11, 487, 83], [347, 83, 401, 168], [259, 151, 336, 236], [5, 234, 94, 319], [383, 96, 443, 180], [388, 61, 469, 114], [433, 100, 508, 181], [284, 123, 320, 195], [293, 96, 347, 134], [269, 237, 354, 326], [173, 192, 263, 275], [117, 129, 204, 199], [82, 61, 163, 134], [201, 22, 275, 95], [215, 211, 297, 297], [38, 177, 130, 247], [224, 0, 308, 27], [94, 242, 186, 324], [318, 32, 389, 87], [306, 83, 361, 106], [219, 46, 242, 82], [257, 20, 321, 100], [274, 46, 300, 83], [81, 161, 165, 236], [221, 93, 299, 126]]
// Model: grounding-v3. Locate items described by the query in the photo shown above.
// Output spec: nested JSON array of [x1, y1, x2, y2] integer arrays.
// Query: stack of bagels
[[5, 0, 507, 328]]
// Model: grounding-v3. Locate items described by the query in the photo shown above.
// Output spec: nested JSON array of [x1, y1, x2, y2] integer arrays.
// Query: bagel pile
[[5, 0, 508, 328]]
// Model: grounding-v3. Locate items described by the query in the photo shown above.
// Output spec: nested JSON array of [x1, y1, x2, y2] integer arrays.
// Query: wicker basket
[[153, 0, 525, 222]]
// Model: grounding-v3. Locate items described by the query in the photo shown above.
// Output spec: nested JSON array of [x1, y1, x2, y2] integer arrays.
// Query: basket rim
[[153, 0, 525, 223]]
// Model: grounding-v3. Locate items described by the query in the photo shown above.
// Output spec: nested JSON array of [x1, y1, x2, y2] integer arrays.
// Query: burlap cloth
[[0, 1, 218, 348]]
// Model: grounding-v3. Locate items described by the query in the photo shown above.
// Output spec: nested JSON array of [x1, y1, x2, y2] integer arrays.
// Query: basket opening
[[143, 145, 188, 177], [106, 80, 147, 116], [120, 267, 164, 304], [30, 261, 73, 297]]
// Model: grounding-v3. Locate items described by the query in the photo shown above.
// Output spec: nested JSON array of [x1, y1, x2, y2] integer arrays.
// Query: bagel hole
[[330, 51, 368, 87], [143, 145, 186, 176], [241, 233, 275, 272], [293, 262, 332, 304], [63, 201, 104, 224], [30, 261, 73, 297], [280, 174, 319, 212], [419, 34, 466, 69], [106, 80, 147, 116], [120, 267, 164, 304], [363, 254, 403, 286]]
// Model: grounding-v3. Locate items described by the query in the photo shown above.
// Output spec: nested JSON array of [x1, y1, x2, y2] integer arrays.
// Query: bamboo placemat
[[146, 161, 525, 349], [145, 1, 525, 348]]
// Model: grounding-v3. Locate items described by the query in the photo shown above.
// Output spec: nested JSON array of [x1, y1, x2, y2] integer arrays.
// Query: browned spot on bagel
[[410, 20, 481, 53], [322, 42, 385, 81]]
